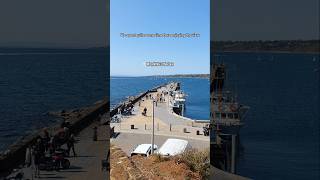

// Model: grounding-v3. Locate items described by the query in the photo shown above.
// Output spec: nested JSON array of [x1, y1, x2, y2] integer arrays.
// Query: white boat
[[169, 90, 186, 116]]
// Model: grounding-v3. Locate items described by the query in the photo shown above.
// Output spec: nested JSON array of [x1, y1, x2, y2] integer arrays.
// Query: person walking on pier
[[143, 107, 147, 116], [42, 129, 51, 151], [33, 145, 41, 178], [67, 134, 77, 157], [25, 145, 32, 167]]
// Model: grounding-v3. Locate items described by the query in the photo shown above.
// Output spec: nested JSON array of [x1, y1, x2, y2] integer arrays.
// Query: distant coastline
[[0, 47, 108, 56], [211, 40, 319, 53], [111, 74, 210, 78], [2, 40, 318, 53], [147, 74, 209, 78]]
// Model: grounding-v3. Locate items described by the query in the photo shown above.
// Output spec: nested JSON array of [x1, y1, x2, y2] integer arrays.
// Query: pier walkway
[[111, 83, 210, 151], [16, 121, 109, 180]]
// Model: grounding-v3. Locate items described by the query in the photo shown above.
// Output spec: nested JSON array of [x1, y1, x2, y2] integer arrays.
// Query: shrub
[[152, 153, 170, 163], [179, 149, 210, 179]]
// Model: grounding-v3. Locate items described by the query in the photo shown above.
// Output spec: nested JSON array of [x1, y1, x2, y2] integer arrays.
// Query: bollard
[[93, 127, 98, 141], [131, 124, 134, 129], [110, 126, 115, 138], [183, 128, 187, 133], [170, 124, 172, 131], [145, 124, 146, 130], [196, 130, 200, 135]]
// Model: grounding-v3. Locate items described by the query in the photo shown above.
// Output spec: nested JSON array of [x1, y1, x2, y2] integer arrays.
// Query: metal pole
[[151, 100, 155, 154], [231, 134, 236, 173]]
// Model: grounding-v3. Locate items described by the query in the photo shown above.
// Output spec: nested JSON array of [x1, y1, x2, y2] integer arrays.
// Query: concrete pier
[[1, 99, 109, 179], [110, 82, 210, 162]]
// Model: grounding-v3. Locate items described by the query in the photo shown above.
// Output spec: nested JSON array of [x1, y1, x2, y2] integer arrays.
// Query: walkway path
[[20, 121, 109, 180], [111, 83, 210, 150]]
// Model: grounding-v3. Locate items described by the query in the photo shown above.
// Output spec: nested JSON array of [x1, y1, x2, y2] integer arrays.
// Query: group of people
[[118, 102, 134, 115], [145, 94, 153, 100], [25, 120, 77, 177], [141, 91, 168, 115], [156, 92, 166, 103]]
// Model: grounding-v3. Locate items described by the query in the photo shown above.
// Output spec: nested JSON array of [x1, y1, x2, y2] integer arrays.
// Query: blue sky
[[111, 0, 210, 76]]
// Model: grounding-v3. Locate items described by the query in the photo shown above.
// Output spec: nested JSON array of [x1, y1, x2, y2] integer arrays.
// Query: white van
[[130, 144, 158, 157], [157, 138, 190, 156]]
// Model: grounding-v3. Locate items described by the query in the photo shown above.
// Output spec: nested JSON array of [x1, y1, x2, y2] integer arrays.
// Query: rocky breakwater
[[110, 83, 169, 118], [0, 98, 109, 176]]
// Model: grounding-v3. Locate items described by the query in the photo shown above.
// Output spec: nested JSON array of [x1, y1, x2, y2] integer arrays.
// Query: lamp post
[[151, 100, 155, 154], [231, 134, 236, 174]]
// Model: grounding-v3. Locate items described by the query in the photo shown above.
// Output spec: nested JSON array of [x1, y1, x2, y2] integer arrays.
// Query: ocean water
[[0, 48, 108, 151], [110, 76, 210, 120], [217, 52, 319, 179], [111, 53, 319, 179], [1, 48, 319, 179]]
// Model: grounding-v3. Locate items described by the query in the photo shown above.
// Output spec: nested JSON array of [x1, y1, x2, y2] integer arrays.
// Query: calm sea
[[0, 48, 108, 151], [1, 49, 318, 179], [218, 52, 319, 179], [111, 52, 319, 179], [110, 76, 210, 120]]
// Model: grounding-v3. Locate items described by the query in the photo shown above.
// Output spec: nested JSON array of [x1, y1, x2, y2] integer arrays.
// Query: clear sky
[[0, 0, 317, 47], [110, 0, 210, 76]]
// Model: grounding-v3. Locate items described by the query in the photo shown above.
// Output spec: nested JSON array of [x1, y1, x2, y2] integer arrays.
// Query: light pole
[[231, 134, 236, 174], [151, 100, 155, 154]]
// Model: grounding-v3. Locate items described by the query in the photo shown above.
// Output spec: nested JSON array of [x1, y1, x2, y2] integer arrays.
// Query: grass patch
[[178, 148, 210, 179], [152, 153, 170, 163]]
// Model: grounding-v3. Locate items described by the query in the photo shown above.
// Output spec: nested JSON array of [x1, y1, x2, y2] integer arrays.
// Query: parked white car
[[130, 144, 158, 157], [157, 138, 190, 156]]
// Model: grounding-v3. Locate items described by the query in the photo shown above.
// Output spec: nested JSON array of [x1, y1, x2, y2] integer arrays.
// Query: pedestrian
[[63, 127, 70, 140], [25, 145, 32, 167], [143, 107, 147, 116], [67, 134, 77, 157], [33, 146, 41, 178], [49, 136, 55, 154], [61, 119, 67, 128], [35, 138, 45, 157], [42, 129, 50, 151]]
